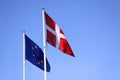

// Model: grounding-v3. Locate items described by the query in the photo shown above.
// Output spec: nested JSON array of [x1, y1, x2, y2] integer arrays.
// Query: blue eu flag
[[25, 35, 50, 72]]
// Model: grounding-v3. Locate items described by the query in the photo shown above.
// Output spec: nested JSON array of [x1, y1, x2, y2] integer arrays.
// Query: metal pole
[[23, 31, 26, 80], [42, 8, 47, 80]]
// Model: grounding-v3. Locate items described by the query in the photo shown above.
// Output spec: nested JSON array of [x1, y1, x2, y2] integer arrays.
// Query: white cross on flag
[[44, 12, 75, 57]]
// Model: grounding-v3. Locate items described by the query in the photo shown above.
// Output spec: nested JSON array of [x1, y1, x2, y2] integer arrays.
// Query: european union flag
[[25, 35, 50, 72]]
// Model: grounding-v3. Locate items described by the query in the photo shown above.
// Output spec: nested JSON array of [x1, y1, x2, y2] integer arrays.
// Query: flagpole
[[42, 8, 47, 80], [23, 31, 26, 80]]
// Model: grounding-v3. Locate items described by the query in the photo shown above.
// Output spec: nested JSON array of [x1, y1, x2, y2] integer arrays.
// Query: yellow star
[[32, 54, 35, 57], [34, 58, 36, 61], [32, 47, 34, 50], [35, 46, 38, 48], [38, 62, 40, 64], [40, 60, 43, 63]]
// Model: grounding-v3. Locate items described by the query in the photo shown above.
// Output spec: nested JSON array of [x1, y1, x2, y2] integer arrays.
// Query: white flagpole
[[23, 31, 26, 80], [42, 8, 47, 80]]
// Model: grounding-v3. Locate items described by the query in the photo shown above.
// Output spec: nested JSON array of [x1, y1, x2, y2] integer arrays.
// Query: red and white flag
[[44, 12, 75, 57]]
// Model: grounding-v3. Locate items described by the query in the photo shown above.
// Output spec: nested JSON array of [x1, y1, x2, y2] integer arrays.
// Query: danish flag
[[44, 12, 75, 57]]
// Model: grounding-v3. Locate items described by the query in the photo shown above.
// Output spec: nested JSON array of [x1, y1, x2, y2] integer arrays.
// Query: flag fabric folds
[[44, 12, 75, 57], [25, 35, 50, 72]]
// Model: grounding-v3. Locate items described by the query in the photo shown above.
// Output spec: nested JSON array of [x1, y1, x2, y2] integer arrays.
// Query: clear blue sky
[[0, 0, 120, 80]]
